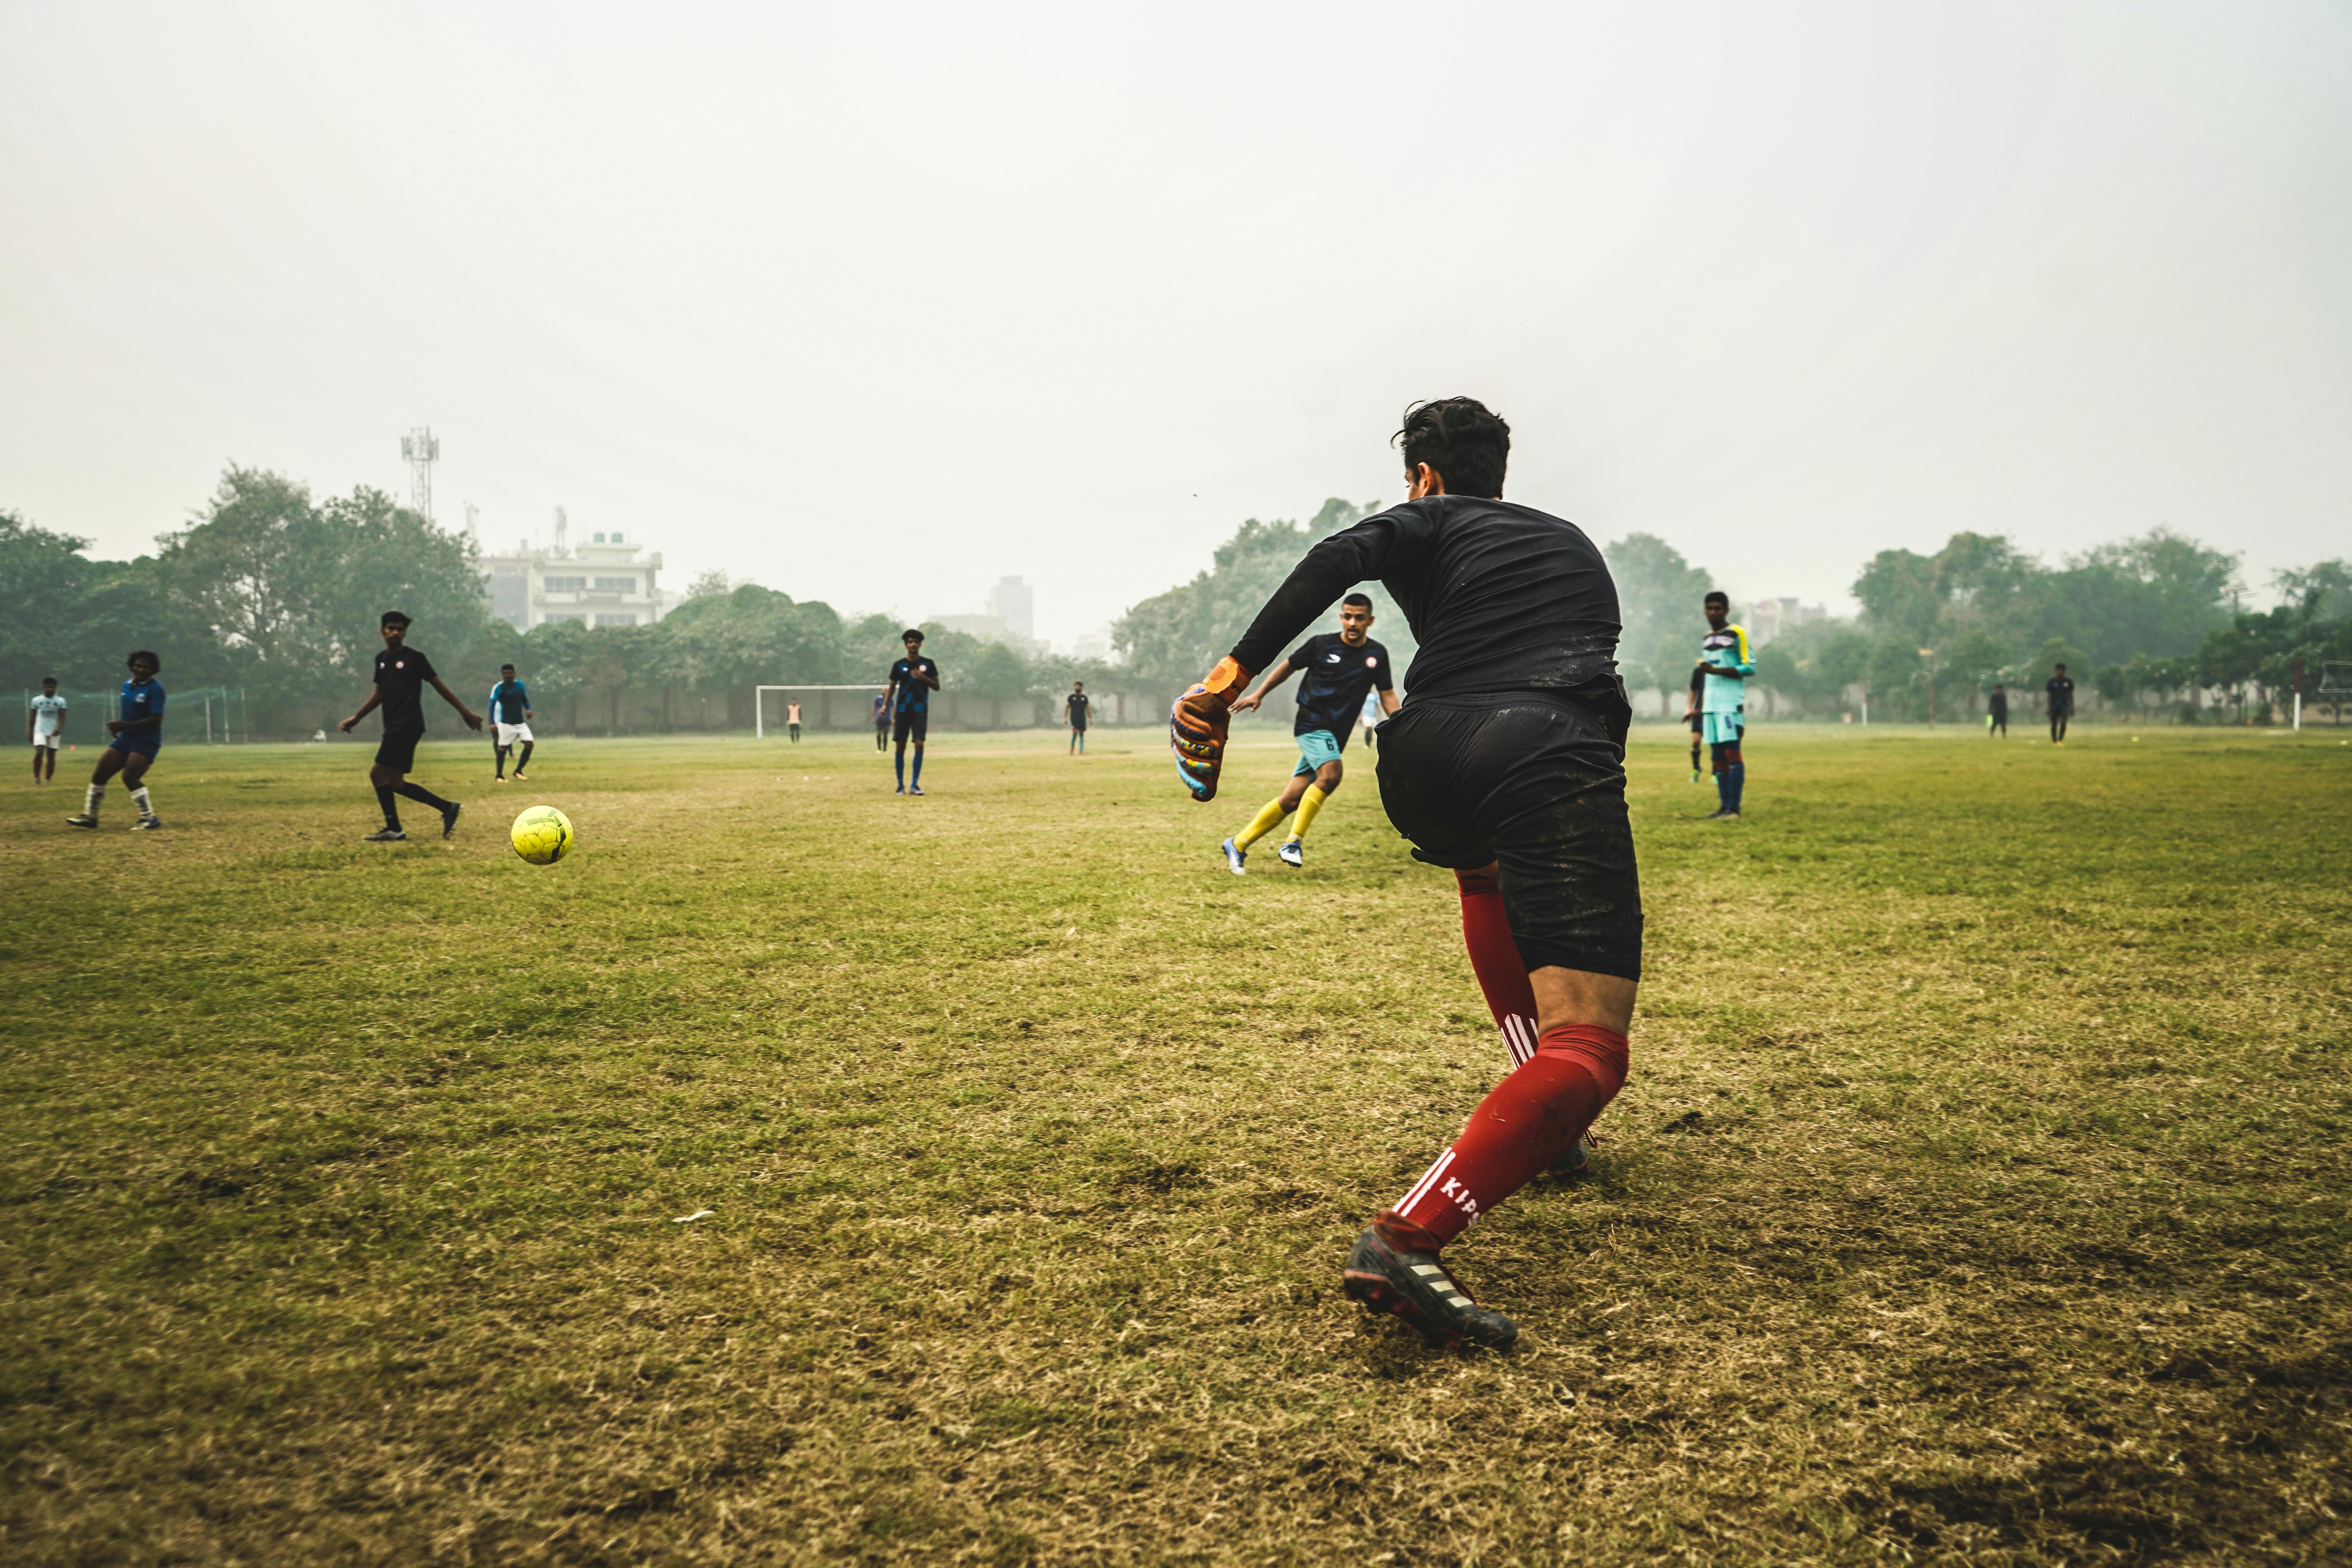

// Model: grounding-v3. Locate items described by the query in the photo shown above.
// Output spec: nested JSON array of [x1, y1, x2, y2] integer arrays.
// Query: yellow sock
[[1285, 784, 1329, 843], [1234, 794, 1290, 850]]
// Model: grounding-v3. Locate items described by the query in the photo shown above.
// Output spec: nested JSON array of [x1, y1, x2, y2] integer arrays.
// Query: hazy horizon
[[5, 2, 2347, 646]]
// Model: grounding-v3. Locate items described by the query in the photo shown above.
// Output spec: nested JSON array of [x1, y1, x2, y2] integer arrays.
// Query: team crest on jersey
[[1365, 655, 1377, 667]]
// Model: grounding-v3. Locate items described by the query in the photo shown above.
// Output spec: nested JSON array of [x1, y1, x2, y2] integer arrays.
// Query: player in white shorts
[[487, 664, 535, 781], [27, 677, 66, 783]]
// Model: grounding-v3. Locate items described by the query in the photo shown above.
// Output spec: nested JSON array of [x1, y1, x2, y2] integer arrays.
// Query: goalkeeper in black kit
[[1169, 398, 1641, 1349]]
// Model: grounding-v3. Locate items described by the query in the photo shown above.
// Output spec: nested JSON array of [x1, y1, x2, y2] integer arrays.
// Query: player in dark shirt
[[872, 692, 889, 751], [65, 650, 167, 831], [884, 629, 942, 795], [1169, 398, 1638, 1349], [2046, 664, 2075, 745], [1065, 682, 1092, 755], [338, 610, 484, 841], [1987, 683, 2009, 738], [487, 665, 534, 780], [1220, 595, 1395, 871]]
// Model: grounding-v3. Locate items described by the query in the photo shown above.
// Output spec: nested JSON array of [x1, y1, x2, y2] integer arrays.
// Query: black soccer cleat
[[441, 802, 461, 840], [132, 816, 163, 831], [364, 827, 407, 842], [65, 812, 98, 829], [1343, 1212, 1518, 1350]]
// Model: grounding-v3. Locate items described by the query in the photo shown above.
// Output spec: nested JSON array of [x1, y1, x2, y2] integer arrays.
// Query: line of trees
[[9, 463, 2345, 736], [1, 467, 1136, 736]]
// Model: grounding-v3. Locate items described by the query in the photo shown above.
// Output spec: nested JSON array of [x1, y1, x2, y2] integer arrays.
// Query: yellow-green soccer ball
[[510, 805, 574, 866]]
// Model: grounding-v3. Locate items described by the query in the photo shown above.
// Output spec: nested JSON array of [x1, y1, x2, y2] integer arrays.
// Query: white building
[[483, 529, 668, 630], [986, 576, 1035, 641]]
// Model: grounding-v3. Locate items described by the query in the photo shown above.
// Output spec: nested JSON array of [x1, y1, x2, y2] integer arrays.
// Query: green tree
[[1602, 533, 1716, 711]]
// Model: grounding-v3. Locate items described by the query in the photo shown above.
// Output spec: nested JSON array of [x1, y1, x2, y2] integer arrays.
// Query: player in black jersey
[[1170, 399, 1639, 1349], [1219, 595, 1395, 872], [339, 611, 484, 841], [1064, 682, 1092, 755]]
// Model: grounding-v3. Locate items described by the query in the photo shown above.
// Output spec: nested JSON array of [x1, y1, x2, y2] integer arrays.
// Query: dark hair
[[2055, 662, 2067, 670], [1073, 681, 1084, 688], [128, 650, 161, 670], [501, 663, 515, 672], [1703, 590, 1730, 608], [901, 628, 924, 642], [381, 610, 413, 628], [41, 675, 57, 684], [1341, 592, 1373, 610], [1394, 397, 1510, 499]]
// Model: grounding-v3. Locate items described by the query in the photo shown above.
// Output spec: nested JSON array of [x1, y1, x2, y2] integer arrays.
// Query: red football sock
[[1457, 868, 1540, 1068], [1389, 1022, 1630, 1247]]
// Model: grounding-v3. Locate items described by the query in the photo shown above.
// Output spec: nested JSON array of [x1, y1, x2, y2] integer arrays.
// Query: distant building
[[1747, 597, 1827, 645], [482, 530, 668, 630], [931, 613, 1012, 641], [1071, 623, 1119, 663], [987, 576, 1035, 641]]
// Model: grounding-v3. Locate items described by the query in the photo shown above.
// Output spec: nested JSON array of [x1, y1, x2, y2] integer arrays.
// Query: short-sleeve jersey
[[374, 645, 438, 734], [1286, 632, 1393, 738], [1698, 625, 1753, 715], [119, 677, 165, 734], [30, 694, 67, 735], [1067, 691, 1091, 726], [890, 657, 939, 713], [488, 679, 530, 724], [872, 695, 888, 723], [2045, 675, 2075, 715]]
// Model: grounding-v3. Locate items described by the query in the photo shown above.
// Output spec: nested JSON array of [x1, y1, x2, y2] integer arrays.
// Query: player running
[[338, 611, 484, 842], [2046, 663, 2074, 744], [1065, 682, 1091, 755], [1171, 397, 1638, 1348], [1692, 592, 1753, 820], [1359, 688, 1382, 751], [488, 664, 534, 781], [28, 677, 66, 783], [66, 652, 166, 829], [884, 630, 941, 795], [1218, 594, 1396, 873]]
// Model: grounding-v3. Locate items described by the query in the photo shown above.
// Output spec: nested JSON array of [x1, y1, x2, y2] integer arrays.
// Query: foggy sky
[[4, 2, 2348, 647]]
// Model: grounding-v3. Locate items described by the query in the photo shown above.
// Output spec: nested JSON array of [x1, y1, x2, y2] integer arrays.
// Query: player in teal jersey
[[1690, 591, 1753, 819]]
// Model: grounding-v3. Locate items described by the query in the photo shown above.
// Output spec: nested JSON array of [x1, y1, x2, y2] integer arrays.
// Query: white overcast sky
[[4, 2, 2348, 644]]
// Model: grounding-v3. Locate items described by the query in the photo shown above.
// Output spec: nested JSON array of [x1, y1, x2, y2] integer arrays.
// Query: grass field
[[3, 722, 2348, 1566]]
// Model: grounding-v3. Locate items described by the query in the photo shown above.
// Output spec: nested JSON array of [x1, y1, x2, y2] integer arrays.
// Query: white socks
[[131, 786, 155, 820], [85, 783, 103, 816]]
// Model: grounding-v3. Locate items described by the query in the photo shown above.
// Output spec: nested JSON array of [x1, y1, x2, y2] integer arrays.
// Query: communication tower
[[400, 428, 441, 521]]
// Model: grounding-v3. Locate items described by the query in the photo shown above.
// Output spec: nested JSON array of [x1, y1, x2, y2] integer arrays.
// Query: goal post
[[753, 685, 887, 739]]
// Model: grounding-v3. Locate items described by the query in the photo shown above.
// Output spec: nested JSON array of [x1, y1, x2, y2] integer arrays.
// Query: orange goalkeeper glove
[[1170, 655, 1252, 802]]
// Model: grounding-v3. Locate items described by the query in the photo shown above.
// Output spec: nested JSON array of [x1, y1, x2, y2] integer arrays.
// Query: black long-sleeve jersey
[[1229, 495, 1628, 735]]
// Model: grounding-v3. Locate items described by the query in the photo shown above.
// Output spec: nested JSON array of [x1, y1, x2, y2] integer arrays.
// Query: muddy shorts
[[1375, 692, 1642, 981]]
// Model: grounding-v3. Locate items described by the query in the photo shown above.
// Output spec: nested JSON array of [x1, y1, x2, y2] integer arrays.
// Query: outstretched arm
[[430, 676, 485, 731], [1229, 659, 1296, 714]]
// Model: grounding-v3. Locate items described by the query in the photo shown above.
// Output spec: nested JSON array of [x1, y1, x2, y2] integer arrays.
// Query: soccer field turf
[[4, 725, 2347, 1565]]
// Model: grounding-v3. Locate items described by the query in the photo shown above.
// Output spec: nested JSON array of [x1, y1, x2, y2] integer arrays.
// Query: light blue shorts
[[1292, 728, 1345, 776], [1702, 710, 1744, 746]]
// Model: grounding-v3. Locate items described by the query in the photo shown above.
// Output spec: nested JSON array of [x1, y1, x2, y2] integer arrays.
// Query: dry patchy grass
[[1, 723, 2347, 1565]]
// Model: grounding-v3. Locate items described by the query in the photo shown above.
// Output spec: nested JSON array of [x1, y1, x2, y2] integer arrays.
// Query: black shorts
[[892, 708, 929, 745], [1376, 693, 1642, 981], [375, 729, 422, 774]]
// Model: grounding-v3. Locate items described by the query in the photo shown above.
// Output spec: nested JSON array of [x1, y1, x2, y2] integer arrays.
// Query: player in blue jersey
[[872, 692, 889, 751], [487, 664, 535, 781], [1219, 593, 1397, 872], [1691, 591, 1753, 819], [884, 629, 942, 795], [338, 611, 484, 841], [28, 677, 67, 784], [66, 652, 165, 830]]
